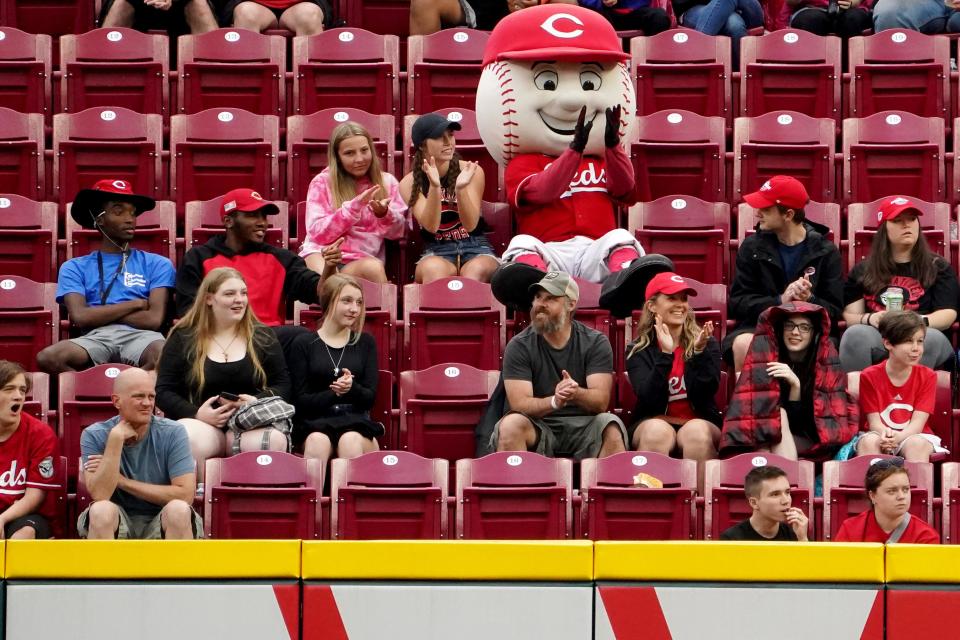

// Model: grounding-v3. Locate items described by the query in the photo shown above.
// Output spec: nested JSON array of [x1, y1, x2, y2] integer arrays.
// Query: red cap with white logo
[[743, 175, 809, 210], [645, 272, 698, 301], [876, 195, 923, 225], [71, 178, 156, 229], [481, 4, 629, 67], [221, 188, 280, 216]]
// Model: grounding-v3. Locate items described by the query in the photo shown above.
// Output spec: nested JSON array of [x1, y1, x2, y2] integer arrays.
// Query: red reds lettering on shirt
[[666, 348, 696, 422]]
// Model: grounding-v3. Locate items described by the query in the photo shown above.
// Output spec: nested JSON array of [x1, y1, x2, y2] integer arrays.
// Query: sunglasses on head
[[869, 457, 905, 470]]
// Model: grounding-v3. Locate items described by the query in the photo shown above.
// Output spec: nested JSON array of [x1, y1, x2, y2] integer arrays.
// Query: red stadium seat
[[847, 197, 949, 271], [842, 111, 945, 204], [482, 200, 512, 256], [618, 370, 729, 429], [66, 200, 175, 262], [941, 462, 960, 543], [0, 27, 51, 118], [204, 451, 323, 539], [733, 111, 836, 204], [292, 29, 400, 116], [0, 195, 56, 281], [39, 454, 67, 538], [0, 276, 57, 373], [580, 451, 697, 540], [185, 195, 287, 251], [704, 452, 815, 539], [335, 0, 410, 39], [402, 277, 506, 371], [848, 31, 950, 121], [286, 108, 396, 206], [170, 108, 280, 208], [456, 451, 573, 540], [632, 109, 726, 202], [24, 370, 49, 422], [58, 363, 130, 486], [330, 450, 448, 540], [294, 278, 398, 374], [52, 107, 164, 206], [59, 28, 168, 117], [628, 196, 730, 284], [630, 29, 732, 120], [739, 30, 841, 121], [398, 362, 498, 464], [823, 456, 934, 541], [0, 0, 95, 48], [406, 29, 488, 115], [176, 28, 285, 117], [0, 108, 44, 201]]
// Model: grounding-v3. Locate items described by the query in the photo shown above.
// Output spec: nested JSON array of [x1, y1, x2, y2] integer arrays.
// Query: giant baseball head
[[475, 4, 636, 165]]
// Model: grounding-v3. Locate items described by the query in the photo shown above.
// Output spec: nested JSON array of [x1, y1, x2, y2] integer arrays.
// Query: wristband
[[864, 313, 872, 326], [550, 395, 559, 410]]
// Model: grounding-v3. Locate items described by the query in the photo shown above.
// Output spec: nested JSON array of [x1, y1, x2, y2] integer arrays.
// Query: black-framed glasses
[[783, 321, 814, 334]]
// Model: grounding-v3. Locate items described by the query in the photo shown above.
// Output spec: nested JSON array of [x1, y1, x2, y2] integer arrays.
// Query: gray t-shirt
[[502, 321, 614, 417], [80, 415, 195, 517]]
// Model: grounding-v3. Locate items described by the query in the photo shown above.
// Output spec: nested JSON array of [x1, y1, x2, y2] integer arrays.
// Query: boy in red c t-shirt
[[856, 311, 944, 463]]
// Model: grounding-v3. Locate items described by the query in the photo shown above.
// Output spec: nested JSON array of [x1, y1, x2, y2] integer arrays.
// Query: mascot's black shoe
[[491, 261, 548, 312], [599, 254, 675, 319]]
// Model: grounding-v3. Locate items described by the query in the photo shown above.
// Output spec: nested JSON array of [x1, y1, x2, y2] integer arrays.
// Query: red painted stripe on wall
[[887, 590, 960, 640], [302, 585, 349, 640], [599, 586, 671, 640], [272, 584, 301, 640]]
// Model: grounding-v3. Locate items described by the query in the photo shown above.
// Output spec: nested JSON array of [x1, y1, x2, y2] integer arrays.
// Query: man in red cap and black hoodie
[[37, 179, 176, 373], [724, 175, 843, 372], [176, 188, 328, 349]]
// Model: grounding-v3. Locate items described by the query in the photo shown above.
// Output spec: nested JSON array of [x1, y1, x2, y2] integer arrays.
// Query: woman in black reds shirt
[[840, 196, 959, 373], [626, 272, 721, 491]]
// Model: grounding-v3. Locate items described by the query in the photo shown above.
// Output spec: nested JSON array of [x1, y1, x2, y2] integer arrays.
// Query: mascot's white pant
[[501, 229, 645, 283]]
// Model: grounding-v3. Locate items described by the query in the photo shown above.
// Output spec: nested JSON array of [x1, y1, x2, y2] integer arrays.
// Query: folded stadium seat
[[0, 107, 44, 201], [398, 362, 498, 466], [0, 0, 94, 59], [0, 194, 56, 281], [847, 30, 950, 121], [291, 29, 400, 117], [847, 196, 949, 272], [630, 29, 732, 121], [823, 456, 934, 541], [59, 28, 169, 118], [703, 452, 815, 539], [406, 29, 489, 116], [286, 108, 396, 207], [294, 277, 398, 375], [580, 451, 697, 540], [204, 451, 324, 539], [733, 110, 836, 204], [456, 451, 573, 540], [618, 370, 730, 430], [185, 195, 287, 252], [941, 463, 960, 543], [402, 277, 506, 371], [842, 111, 945, 205], [52, 107, 164, 207], [176, 28, 285, 117], [739, 30, 841, 122], [0, 27, 51, 118], [330, 450, 449, 540], [23, 370, 49, 423], [58, 363, 131, 486], [38, 455, 67, 538], [66, 200, 175, 263], [169, 108, 280, 209], [481, 200, 512, 257], [632, 109, 727, 202], [335, 0, 410, 39], [0, 275, 57, 373]]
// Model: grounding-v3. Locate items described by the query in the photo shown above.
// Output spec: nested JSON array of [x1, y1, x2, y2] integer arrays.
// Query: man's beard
[[531, 310, 567, 335]]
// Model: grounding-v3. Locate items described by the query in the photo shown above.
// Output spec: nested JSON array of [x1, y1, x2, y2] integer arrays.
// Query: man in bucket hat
[[37, 179, 175, 373]]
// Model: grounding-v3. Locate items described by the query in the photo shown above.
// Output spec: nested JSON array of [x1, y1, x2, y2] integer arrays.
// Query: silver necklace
[[211, 332, 240, 363], [323, 339, 347, 376]]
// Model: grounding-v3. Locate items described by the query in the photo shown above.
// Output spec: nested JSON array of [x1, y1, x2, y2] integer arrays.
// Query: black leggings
[[790, 6, 872, 38]]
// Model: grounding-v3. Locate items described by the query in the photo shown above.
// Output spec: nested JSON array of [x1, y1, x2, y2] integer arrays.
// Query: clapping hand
[[422, 155, 442, 188], [569, 106, 593, 153], [455, 161, 479, 190], [604, 105, 623, 148], [693, 321, 714, 352], [654, 314, 675, 353], [553, 369, 579, 409]]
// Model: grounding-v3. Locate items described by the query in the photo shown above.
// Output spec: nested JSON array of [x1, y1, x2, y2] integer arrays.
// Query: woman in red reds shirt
[[625, 272, 720, 491], [854, 311, 948, 463], [834, 457, 939, 544]]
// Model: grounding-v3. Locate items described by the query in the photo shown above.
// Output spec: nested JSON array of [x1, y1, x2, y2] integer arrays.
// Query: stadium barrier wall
[[1, 540, 959, 639]]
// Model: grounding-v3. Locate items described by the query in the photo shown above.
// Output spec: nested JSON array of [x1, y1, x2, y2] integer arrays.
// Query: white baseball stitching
[[494, 61, 520, 162], [617, 63, 634, 137]]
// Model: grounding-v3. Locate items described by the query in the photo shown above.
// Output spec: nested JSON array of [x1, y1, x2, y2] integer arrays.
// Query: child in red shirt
[[856, 311, 947, 462]]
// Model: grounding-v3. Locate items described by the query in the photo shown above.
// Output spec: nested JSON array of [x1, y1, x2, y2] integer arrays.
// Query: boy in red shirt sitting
[[855, 311, 948, 462]]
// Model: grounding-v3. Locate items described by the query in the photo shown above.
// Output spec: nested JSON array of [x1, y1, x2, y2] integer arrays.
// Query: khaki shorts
[[77, 502, 203, 539], [491, 411, 627, 460]]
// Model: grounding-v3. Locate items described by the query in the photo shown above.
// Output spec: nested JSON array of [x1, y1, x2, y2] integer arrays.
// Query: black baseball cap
[[411, 113, 462, 146]]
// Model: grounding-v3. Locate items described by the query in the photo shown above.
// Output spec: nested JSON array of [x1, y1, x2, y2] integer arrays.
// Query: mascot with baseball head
[[477, 3, 671, 317]]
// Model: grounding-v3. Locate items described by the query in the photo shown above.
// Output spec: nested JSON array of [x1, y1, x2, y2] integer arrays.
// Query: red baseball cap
[[481, 4, 629, 67], [221, 188, 280, 216], [876, 195, 923, 225], [645, 272, 698, 300], [71, 178, 156, 229], [743, 175, 810, 210]]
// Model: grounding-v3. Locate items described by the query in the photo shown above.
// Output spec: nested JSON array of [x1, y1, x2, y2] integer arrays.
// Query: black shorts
[[99, 0, 217, 35], [6, 514, 52, 539], [219, 0, 333, 27]]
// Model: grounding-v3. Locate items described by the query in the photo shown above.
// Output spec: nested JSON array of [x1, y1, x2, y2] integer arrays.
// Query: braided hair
[[408, 145, 462, 206]]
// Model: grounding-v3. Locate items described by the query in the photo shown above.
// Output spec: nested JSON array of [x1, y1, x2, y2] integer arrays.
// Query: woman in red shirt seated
[[834, 457, 939, 544]]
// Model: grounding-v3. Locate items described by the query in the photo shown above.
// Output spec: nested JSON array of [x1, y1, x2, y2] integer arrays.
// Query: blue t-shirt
[[56, 249, 176, 308], [80, 415, 195, 517], [777, 239, 807, 282]]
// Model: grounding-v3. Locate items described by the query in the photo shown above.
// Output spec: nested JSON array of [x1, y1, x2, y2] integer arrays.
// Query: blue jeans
[[873, 0, 953, 34], [681, 0, 764, 63]]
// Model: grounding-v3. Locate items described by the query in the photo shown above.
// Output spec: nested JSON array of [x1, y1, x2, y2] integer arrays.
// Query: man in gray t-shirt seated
[[492, 271, 628, 460], [78, 368, 201, 539]]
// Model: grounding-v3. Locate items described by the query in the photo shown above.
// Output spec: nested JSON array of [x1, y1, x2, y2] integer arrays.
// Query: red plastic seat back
[[0, 107, 44, 201], [0, 195, 56, 281], [0, 27, 51, 117], [335, 0, 411, 39], [407, 30, 489, 115], [0, 276, 57, 371]]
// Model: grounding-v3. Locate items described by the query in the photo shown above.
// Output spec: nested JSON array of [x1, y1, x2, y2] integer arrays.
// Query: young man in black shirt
[[720, 465, 809, 541]]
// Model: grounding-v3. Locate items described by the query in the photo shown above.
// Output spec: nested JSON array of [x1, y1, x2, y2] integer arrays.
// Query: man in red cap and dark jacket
[[37, 179, 176, 373]]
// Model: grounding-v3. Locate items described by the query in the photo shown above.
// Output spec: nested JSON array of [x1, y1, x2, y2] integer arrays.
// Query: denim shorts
[[420, 235, 498, 266]]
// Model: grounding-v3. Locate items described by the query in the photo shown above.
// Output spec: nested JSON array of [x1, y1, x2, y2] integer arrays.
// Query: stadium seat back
[[0, 195, 56, 281], [0, 107, 44, 201], [0, 27, 51, 117], [23, 370, 49, 422], [0, 276, 57, 372], [407, 29, 488, 115]]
